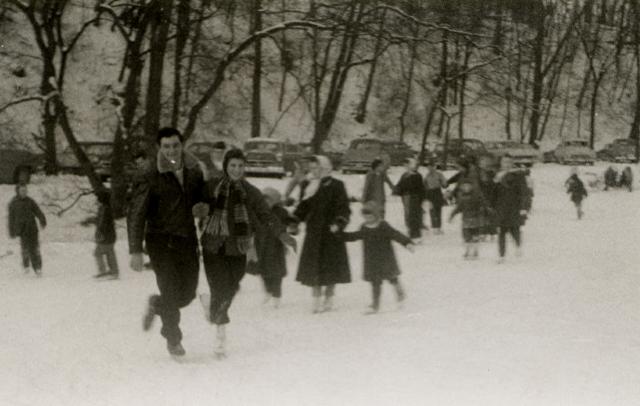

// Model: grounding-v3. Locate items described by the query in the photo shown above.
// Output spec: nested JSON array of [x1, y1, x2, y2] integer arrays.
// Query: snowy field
[[1, 164, 640, 406]]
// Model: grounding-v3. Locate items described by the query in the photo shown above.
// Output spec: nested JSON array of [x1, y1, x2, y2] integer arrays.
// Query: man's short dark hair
[[371, 158, 383, 170], [156, 127, 183, 145]]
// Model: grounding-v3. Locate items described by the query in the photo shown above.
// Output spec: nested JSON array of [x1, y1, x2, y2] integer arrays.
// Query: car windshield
[[384, 142, 409, 150], [351, 140, 382, 151], [245, 141, 282, 153]]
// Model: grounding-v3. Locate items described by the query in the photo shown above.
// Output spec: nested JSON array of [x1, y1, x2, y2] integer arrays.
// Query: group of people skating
[[5, 127, 633, 360]]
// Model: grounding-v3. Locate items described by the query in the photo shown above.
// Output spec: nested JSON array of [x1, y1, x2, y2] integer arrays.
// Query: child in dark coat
[[338, 201, 414, 314], [565, 167, 588, 219], [247, 187, 295, 308], [620, 166, 633, 192], [449, 180, 489, 259], [8, 184, 46, 276], [94, 190, 119, 279]]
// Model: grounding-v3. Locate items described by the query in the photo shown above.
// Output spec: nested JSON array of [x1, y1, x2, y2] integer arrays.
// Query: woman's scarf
[[203, 176, 251, 253]]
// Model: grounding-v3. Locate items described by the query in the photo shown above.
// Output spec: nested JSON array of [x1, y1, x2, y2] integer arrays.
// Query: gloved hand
[[192, 202, 209, 218], [279, 233, 297, 253]]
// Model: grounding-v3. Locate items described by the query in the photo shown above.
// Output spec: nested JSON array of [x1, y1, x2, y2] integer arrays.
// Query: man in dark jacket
[[8, 184, 46, 276], [393, 157, 425, 241], [94, 189, 119, 279], [493, 156, 528, 262], [127, 127, 206, 357]]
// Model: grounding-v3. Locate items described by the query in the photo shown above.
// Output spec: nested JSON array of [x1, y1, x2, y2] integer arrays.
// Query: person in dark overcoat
[[620, 166, 633, 192], [604, 166, 618, 191], [339, 201, 413, 314], [246, 187, 296, 308], [362, 158, 394, 218], [8, 183, 46, 276], [94, 189, 119, 279], [198, 149, 296, 356], [564, 167, 588, 220], [393, 157, 425, 241], [127, 127, 206, 357], [423, 160, 447, 233], [294, 155, 351, 314], [493, 156, 529, 262]]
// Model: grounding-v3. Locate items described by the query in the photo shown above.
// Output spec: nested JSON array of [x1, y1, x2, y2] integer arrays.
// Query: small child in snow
[[565, 167, 588, 219], [94, 190, 119, 279], [8, 184, 46, 276], [337, 201, 413, 314], [247, 187, 296, 308], [449, 180, 488, 260]]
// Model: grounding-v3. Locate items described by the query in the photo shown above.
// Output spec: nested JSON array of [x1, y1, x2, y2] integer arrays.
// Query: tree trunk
[[398, 38, 417, 141], [171, 0, 191, 127], [251, 0, 263, 138], [355, 7, 386, 125], [144, 0, 172, 142], [528, 9, 545, 146], [458, 40, 471, 140]]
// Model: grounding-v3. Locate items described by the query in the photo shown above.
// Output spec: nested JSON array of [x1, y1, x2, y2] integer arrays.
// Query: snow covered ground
[[1, 164, 640, 406]]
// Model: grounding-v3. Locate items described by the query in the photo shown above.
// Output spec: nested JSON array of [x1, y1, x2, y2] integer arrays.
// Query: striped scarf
[[203, 177, 251, 253]]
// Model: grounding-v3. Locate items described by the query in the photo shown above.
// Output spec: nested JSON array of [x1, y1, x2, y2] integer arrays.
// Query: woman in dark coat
[[294, 155, 351, 313], [564, 167, 588, 219], [199, 149, 296, 357], [393, 157, 425, 241]]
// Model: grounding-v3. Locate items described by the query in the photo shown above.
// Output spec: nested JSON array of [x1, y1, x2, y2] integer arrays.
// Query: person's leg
[[146, 238, 184, 347], [368, 282, 381, 313], [20, 237, 30, 271], [323, 284, 336, 311], [105, 243, 120, 275], [203, 251, 246, 325], [389, 277, 405, 303], [94, 244, 107, 275], [312, 285, 322, 313], [498, 227, 507, 259], [510, 226, 522, 257], [28, 237, 42, 274]]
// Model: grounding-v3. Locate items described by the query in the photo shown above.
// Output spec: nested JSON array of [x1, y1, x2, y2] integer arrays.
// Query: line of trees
[[2, 0, 640, 212]]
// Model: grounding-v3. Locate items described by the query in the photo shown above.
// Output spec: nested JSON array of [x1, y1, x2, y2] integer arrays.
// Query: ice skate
[[312, 296, 323, 314], [214, 326, 227, 359], [272, 298, 281, 309], [199, 293, 211, 322], [322, 296, 334, 312], [496, 257, 505, 264], [143, 294, 160, 331], [363, 305, 379, 315], [34, 269, 42, 277], [167, 342, 186, 357], [515, 247, 523, 258]]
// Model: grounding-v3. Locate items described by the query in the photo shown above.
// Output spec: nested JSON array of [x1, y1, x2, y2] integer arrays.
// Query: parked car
[[341, 138, 390, 174], [546, 140, 596, 165], [597, 139, 637, 163], [243, 138, 300, 178], [0, 147, 43, 184], [186, 141, 216, 165], [484, 140, 541, 167], [299, 142, 343, 169], [433, 138, 492, 168], [381, 140, 417, 166]]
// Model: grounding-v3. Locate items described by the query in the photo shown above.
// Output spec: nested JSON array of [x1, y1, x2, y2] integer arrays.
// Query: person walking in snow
[[8, 184, 46, 276], [393, 157, 425, 242], [448, 180, 489, 260], [294, 155, 352, 314], [338, 201, 413, 314], [604, 166, 618, 191], [493, 156, 529, 262], [198, 149, 296, 357], [362, 158, 394, 218], [93, 189, 119, 279], [423, 160, 447, 234], [127, 127, 206, 357], [284, 157, 311, 206], [564, 167, 588, 220]]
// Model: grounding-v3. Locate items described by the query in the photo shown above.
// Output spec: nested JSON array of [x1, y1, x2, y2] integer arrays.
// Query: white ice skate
[[214, 325, 227, 359]]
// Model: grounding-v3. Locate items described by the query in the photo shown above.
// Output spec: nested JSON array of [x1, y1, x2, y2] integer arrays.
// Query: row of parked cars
[[2, 136, 637, 184]]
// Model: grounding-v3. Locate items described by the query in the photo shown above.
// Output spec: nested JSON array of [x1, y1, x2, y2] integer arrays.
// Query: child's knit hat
[[262, 187, 282, 204]]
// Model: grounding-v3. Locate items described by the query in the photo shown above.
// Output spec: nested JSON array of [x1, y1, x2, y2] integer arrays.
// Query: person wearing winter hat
[[336, 200, 413, 314], [294, 155, 352, 313], [198, 148, 297, 357]]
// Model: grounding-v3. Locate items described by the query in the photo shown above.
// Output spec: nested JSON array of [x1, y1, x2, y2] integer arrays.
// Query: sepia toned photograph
[[1, 0, 639, 405]]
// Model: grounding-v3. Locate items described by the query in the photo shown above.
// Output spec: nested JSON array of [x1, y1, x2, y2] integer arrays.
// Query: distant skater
[[94, 189, 119, 279], [449, 180, 489, 260], [565, 167, 588, 220], [8, 184, 46, 276]]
